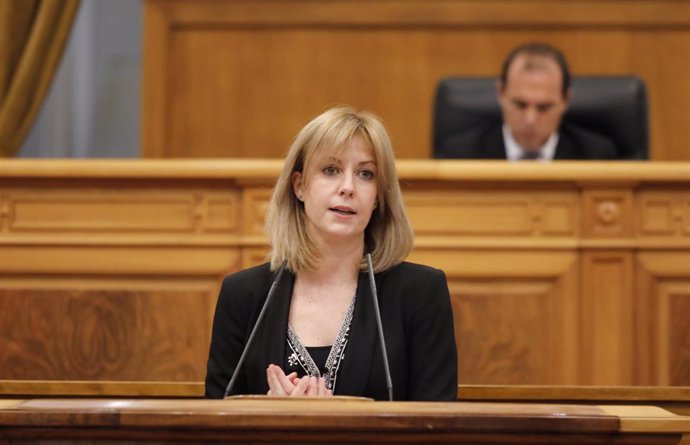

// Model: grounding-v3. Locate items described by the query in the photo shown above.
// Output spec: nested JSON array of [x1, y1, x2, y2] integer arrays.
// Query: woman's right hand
[[266, 364, 332, 397]]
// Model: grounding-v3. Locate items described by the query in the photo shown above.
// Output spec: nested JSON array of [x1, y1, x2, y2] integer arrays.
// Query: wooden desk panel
[[2, 160, 690, 394]]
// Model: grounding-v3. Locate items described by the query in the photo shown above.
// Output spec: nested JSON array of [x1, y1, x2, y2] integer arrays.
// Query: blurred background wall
[[19, 0, 141, 158]]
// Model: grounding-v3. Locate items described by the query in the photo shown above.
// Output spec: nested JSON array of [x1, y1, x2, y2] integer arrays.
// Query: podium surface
[[1, 398, 689, 444]]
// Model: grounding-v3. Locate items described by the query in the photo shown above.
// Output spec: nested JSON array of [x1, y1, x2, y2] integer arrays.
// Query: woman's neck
[[300, 237, 363, 288]]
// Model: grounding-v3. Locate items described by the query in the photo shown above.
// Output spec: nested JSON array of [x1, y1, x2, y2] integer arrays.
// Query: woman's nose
[[338, 174, 354, 196]]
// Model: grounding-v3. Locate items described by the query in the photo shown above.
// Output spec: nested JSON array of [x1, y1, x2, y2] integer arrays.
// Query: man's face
[[498, 55, 569, 151]]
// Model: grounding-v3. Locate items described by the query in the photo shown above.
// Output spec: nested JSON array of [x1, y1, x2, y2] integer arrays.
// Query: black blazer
[[205, 262, 458, 401], [436, 121, 618, 160]]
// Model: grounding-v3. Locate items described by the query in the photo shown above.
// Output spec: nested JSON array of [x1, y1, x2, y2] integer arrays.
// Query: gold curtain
[[0, 0, 80, 157]]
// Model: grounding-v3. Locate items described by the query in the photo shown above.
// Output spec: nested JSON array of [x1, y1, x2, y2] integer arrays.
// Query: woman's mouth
[[330, 207, 356, 215]]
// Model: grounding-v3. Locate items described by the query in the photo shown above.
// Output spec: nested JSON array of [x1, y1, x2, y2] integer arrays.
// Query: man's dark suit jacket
[[436, 121, 618, 160], [205, 262, 458, 401]]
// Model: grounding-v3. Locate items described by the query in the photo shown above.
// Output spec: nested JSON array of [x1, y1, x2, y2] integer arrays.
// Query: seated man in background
[[442, 43, 617, 161]]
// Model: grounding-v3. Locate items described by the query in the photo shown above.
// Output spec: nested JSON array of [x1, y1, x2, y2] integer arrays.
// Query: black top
[[204, 261, 458, 401], [286, 345, 330, 377]]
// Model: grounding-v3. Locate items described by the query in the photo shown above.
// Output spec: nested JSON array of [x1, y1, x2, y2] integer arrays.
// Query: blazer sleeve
[[407, 268, 458, 401], [204, 275, 252, 399]]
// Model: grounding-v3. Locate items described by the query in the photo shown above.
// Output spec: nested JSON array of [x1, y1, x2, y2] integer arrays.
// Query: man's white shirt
[[503, 125, 559, 162]]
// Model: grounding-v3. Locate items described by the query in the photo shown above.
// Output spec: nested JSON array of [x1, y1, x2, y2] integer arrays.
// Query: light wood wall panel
[[3, 160, 690, 396], [636, 253, 690, 386], [441, 253, 578, 385], [580, 251, 634, 385], [143, 0, 690, 161], [406, 187, 579, 237], [0, 165, 247, 396]]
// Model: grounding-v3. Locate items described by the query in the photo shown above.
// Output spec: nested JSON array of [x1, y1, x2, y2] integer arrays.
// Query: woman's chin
[[317, 230, 365, 245]]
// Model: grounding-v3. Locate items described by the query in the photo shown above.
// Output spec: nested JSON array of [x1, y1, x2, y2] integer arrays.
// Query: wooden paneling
[[636, 253, 690, 386], [242, 247, 270, 270], [449, 271, 577, 385], [666, 287, 690, 386], [4, 160, 690, 395], [1, 185, 241, 240], [406, 188, 578, 237], [639, 190, 690, 239], [413, 246, 579, 385], [0, 166, 253, 394], [582, 189, 635, 238], [0, 380, 203, 397], [0, 286, 211, 381], [242, 187, 273, 237], [143, 0, 690, 160], [10, 194, 194, 232], [580, 251, 634, 385]]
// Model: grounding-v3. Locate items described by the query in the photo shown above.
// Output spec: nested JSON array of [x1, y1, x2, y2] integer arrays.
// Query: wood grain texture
[[406, 187, 578, 237], [242, 187, 273, 237], [448, 272, 576, 385], [456, 385, 690, 417], [580, 251, 634, 385], [241, 247, 270, 269], [7, 188, 239, 234], [638, 190, 690, 238], [142, 0, 690, 160], [636, 253, 690, 387], [0, 287, 212, 381], [670, 294, 690, 386], [457, 385, 690, 402], [0, 380, 204, 397], [0, 399, 686, 444]]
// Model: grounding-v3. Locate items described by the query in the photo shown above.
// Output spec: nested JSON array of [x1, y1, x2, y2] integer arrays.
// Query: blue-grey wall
[[19, 0, 141, 158]]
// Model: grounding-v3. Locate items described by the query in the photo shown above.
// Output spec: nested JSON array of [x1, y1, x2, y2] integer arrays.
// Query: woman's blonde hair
[[265, 105, 414, 273]]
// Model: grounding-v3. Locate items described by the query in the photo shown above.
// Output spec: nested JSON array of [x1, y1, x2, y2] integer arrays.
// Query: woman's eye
[[358, 169, 375, 180], [323, 166, 339, 176]]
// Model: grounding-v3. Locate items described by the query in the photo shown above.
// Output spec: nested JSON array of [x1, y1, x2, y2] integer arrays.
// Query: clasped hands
[[266, 363, 332, 397]]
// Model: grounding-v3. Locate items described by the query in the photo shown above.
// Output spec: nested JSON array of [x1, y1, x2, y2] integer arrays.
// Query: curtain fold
[[0, 0, 80, 157]]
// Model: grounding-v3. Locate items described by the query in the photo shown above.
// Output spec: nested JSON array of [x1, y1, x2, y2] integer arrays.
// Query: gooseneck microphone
[[365, 253, 394, 401], [224, 260, 288, 398]]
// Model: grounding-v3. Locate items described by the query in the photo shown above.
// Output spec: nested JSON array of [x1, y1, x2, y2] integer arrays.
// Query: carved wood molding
[[2, 160, 690, 391], [639, 191, 690, 238]]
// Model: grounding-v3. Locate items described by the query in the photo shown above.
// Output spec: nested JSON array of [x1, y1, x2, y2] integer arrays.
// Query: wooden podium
[[1, 398, 689, 444]]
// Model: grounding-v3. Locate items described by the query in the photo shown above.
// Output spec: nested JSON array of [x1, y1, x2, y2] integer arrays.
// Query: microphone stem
[[366, 253, 394, 401], [224, 260, 288, 398]]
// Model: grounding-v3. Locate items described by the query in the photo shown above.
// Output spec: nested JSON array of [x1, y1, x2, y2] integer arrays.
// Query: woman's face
[[292, 135, 378, 248]]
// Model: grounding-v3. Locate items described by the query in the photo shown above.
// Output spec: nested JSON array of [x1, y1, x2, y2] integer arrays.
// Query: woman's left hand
[[266, 364, 332, 397]]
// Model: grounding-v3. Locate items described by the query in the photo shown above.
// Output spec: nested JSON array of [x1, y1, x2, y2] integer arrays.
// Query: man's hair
[[265, 105, 414, 273], [500, 42, 571, 97]]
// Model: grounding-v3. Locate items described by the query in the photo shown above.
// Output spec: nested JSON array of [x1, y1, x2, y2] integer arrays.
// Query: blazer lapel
[[554, 128, 579, 160], [483, 125, 509, 159], [251, 269, 294, 393], [334, 271, 377, 396]]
